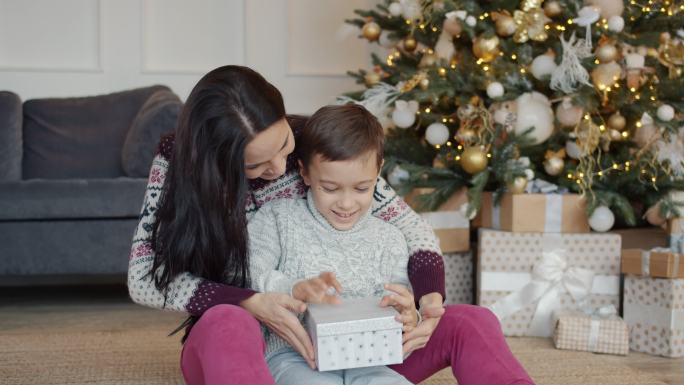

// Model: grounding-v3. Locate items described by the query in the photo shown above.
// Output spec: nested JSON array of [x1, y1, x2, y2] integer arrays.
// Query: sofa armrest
[[0, 91, 22, 181]]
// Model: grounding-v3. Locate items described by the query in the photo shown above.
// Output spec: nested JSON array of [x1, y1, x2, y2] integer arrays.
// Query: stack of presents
[[301, 188, 682, 372], [407, 188, 684, 358]]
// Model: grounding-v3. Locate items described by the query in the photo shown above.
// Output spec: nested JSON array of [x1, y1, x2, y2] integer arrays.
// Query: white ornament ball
[[465, 15, 477, 27], [607, 15, 624, 32], [388, 2, 403, 17], [425, 122, 450, 146], [486, 82, 505, 98], [657, 104, 675, 122], [515, 92, 554, 144], [555, 98, 584, 128], [530, 54, 557, 80], [387, 165, 410, 187], [392, 100, 418, 128], [589, 205, 615, 232], [588, 0, 624, 19], [565, 140, 584, 159], [392, 109, 415, 128]]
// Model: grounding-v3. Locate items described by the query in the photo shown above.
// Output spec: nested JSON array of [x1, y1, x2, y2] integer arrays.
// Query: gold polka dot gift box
[[404, 188, 470, 253], [444, 252, 474, 305], [304, 297, 404, 371], [552, 307, 629, 355], [477, 229, 621, 337], [624, 276, 684, 358]]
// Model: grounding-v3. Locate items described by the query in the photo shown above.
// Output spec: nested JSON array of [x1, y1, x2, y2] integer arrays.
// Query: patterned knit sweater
[[128, 121, 445, 316], [249, 190, 409, 355]]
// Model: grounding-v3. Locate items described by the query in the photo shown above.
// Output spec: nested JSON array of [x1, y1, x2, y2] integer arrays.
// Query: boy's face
[[300, 151, 381, 231]]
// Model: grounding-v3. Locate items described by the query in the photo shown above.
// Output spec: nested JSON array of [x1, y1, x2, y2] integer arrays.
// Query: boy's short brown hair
[[298, 104, 384, 170]]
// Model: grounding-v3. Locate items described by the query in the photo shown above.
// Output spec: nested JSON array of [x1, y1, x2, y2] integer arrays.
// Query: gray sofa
[[0, 86, 182, 284]]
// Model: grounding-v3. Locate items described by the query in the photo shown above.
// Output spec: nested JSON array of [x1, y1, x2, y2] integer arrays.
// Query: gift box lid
[[305, 298, 401, 337]]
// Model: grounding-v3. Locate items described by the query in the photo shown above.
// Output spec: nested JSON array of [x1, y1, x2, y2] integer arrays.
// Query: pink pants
[[180, 304, 534, 385]]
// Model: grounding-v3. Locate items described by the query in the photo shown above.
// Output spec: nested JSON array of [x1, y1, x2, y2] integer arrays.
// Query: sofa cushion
[[0, 178, 148, 220], [22, 85, 170, 179], [121, 90, 181, 177], [0, 91, 23, 182]]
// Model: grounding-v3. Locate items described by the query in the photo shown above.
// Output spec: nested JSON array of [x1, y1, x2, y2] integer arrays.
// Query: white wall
[[0, 0, 374, 114]]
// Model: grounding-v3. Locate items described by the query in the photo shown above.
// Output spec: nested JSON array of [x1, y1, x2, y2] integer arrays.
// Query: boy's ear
[[298, 160, 311, 186], [378, 158, 385, 176]]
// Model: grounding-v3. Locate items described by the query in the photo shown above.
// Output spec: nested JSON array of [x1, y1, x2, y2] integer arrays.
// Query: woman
[[128, 65, 534, 385]]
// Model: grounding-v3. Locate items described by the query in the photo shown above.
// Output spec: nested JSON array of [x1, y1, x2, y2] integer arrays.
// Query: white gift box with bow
[[304, 297, 403, 371], [477, 229, 621, 337]]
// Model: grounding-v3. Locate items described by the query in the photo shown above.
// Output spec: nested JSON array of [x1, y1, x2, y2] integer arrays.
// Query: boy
[[248, 104, 416, 385]]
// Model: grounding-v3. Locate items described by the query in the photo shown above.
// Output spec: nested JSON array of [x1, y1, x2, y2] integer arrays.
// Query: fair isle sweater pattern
[[128, 137, 445, 316]]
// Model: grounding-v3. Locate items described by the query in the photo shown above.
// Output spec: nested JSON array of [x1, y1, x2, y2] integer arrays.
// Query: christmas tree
[[342, 0, 684, 230]]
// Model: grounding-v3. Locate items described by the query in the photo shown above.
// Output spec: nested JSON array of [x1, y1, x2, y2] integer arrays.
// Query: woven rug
[[0, 304, 669, 385]]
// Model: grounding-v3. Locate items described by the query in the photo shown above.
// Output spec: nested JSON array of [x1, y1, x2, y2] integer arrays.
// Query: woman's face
[[244, 118, 295, 180]]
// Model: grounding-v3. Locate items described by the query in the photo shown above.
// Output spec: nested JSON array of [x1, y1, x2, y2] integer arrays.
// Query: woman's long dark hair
[[150, 65, 285, 299]]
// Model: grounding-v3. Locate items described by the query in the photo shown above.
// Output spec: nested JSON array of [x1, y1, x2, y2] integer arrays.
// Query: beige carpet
[[0, 304, 672, 385]]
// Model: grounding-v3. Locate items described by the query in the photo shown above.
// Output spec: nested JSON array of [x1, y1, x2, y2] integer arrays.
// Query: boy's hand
[[292, 272, 343, 304], [379, 283, 418, 332]]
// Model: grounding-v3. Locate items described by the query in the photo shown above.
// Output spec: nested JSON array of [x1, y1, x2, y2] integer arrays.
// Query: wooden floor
[[1, 284, 683, 385]]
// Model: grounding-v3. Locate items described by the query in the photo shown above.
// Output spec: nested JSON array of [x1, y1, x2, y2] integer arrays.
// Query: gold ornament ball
[[419, 78, 430, 90], [460, 146, 488, 174], [403, 36, 417, 52], [544, 1, 563, 17], [494, 15, 516, 37], [362, 21, 381, 41], [419, 53, 438, 68], [607, 112, 626, 130], [507, 177, 528, 194], [645, 203, 666, 226], [543, 156, 565, 176], [438, 67, 447, 77], [364, 72, 381, 86], [433, 157, 447, 169], [472, 35, 501, 63], [596, 44, 619, 63], [443, 18, 462, 37], [591, 62, 621, 89]]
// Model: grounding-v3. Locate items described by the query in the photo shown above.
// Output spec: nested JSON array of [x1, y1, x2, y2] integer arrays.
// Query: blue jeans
[[266, 347, 413, 385]]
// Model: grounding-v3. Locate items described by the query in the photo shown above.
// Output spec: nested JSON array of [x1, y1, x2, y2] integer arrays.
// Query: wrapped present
[[622, 248, 684, 278], [666, 218, 684, 253], [475, 192, 590, 233], [477, 229, 621, 337], [610, 227, 669, 250], [624, 276, 684, 357], [304, 297, 403, 371], [405, 188, 469, 252], [444, 251, 473, 305], [552, 306, 629, 355]]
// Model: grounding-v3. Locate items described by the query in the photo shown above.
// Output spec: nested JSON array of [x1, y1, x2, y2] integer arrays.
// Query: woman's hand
[[401, 292, 445, 355], [380, 283, 419, 334], [240, 292, 316, 369], [292, 272, 343, 304]]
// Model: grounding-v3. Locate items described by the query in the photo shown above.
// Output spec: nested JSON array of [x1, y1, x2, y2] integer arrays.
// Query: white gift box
[[304, 297, 403, 371], [477, 229, 621, 337], [624, 276, 684, 357], [444, 251, 473, 305]]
